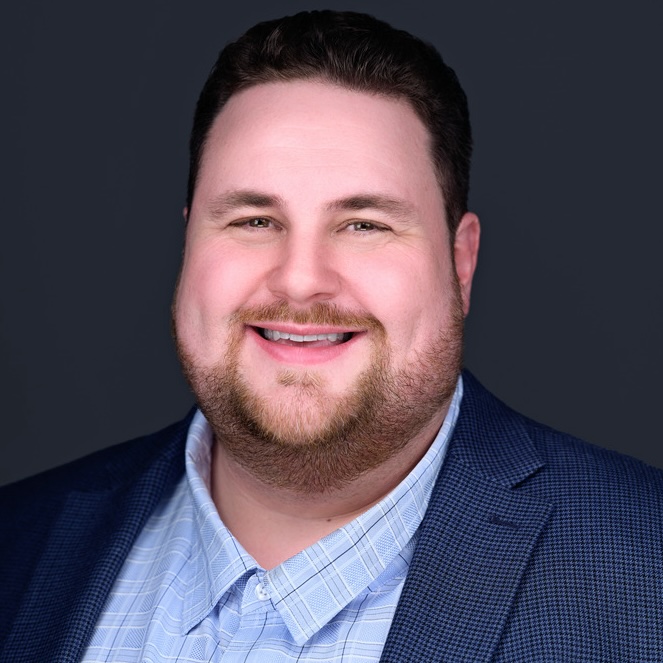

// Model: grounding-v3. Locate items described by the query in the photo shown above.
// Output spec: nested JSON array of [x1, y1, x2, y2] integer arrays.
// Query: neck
[[210, 412, 446, 569]]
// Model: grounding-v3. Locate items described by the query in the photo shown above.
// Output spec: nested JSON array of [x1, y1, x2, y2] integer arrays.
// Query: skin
[[173, 80, 480, 568]]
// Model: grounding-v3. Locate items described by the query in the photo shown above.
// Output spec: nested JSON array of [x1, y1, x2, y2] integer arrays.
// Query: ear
[[453, 212, 480, 316], [183, 207, 189, 223]]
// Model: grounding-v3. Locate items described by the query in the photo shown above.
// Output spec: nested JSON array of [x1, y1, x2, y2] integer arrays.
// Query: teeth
[[262, 329, 349, 343]]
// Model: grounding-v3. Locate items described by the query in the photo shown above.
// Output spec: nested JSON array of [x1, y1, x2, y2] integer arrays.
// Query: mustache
[[231, 301, 385, 331]]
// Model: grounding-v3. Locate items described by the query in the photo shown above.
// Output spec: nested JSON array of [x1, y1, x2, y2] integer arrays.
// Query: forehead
[[193, 80, 443, 217]]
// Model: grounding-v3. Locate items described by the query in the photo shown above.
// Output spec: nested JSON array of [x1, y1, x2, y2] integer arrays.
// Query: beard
[[175, 296, 464, 494]]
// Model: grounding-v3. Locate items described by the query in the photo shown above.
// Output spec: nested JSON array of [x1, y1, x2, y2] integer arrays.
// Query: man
[[1, 10, 661, 662]]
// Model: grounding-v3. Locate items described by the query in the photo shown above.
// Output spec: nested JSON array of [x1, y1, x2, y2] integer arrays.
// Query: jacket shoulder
[[0, 412, 193, 650], [460, 369, 663, 499], [0, 411, 193, 507], [521, 413, 663, 501]]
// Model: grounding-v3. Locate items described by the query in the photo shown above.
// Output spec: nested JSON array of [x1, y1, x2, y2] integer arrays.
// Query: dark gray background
[[2, 0, 661, 485]]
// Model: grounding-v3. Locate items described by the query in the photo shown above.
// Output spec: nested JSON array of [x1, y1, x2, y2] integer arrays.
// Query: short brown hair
[[187, 10, 472, 234]]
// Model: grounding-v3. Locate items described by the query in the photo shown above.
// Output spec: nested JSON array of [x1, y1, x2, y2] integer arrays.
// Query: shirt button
[[255, 582, 270, 601]]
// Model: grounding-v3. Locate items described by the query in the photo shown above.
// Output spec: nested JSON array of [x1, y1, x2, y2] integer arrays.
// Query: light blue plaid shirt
[[83, 379, 462, 662]]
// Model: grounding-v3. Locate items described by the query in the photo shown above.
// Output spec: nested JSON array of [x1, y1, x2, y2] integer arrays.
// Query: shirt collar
[[182, 415, 258, 633], [182, 377, 463, 642]]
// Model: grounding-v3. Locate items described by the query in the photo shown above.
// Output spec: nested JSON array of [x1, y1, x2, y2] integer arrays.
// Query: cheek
[[351, 248, 453, 347], [179, 243, 261, 313], [174, 247, 249, 358]]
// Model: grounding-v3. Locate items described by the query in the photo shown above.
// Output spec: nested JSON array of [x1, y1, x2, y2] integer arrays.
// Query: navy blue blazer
[[2, 371, 662, 662]]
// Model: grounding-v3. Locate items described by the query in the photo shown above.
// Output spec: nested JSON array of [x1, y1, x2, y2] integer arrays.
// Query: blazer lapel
[[380, 372, 553, 662]]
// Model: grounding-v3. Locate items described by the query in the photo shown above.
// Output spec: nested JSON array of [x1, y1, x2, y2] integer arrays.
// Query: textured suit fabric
[[1, 371, 662, 662]]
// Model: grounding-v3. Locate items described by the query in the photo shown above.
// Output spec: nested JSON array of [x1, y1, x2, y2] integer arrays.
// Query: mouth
[[253, 326, 354, 347]]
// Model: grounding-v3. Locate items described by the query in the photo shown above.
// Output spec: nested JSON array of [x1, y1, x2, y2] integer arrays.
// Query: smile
[[257, 327, 353, 345]]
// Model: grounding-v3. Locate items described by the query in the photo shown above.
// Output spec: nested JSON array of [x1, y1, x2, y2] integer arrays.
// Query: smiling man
[[1, 10, 662, 663], [174, 80, 473, 509]]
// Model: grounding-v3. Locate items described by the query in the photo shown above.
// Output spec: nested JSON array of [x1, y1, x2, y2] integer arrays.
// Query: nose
[[267, 232, 341, 305]]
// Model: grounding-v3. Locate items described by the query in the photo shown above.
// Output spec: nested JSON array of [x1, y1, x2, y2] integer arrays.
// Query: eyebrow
[[325, 194, 416, 220], [206, 190, 285, 217]]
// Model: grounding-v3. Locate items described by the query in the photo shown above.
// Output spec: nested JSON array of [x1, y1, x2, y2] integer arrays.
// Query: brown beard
[[175, 298, 464, 494]]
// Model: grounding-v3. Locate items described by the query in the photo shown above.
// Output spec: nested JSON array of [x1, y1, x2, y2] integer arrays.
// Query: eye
[[346, 220, 388, 233], [246, 217, 272, 229], [229, 216, 276, 231]]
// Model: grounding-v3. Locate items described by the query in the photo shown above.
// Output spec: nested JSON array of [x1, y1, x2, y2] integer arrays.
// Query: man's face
[[173, 81, 479, 492]]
